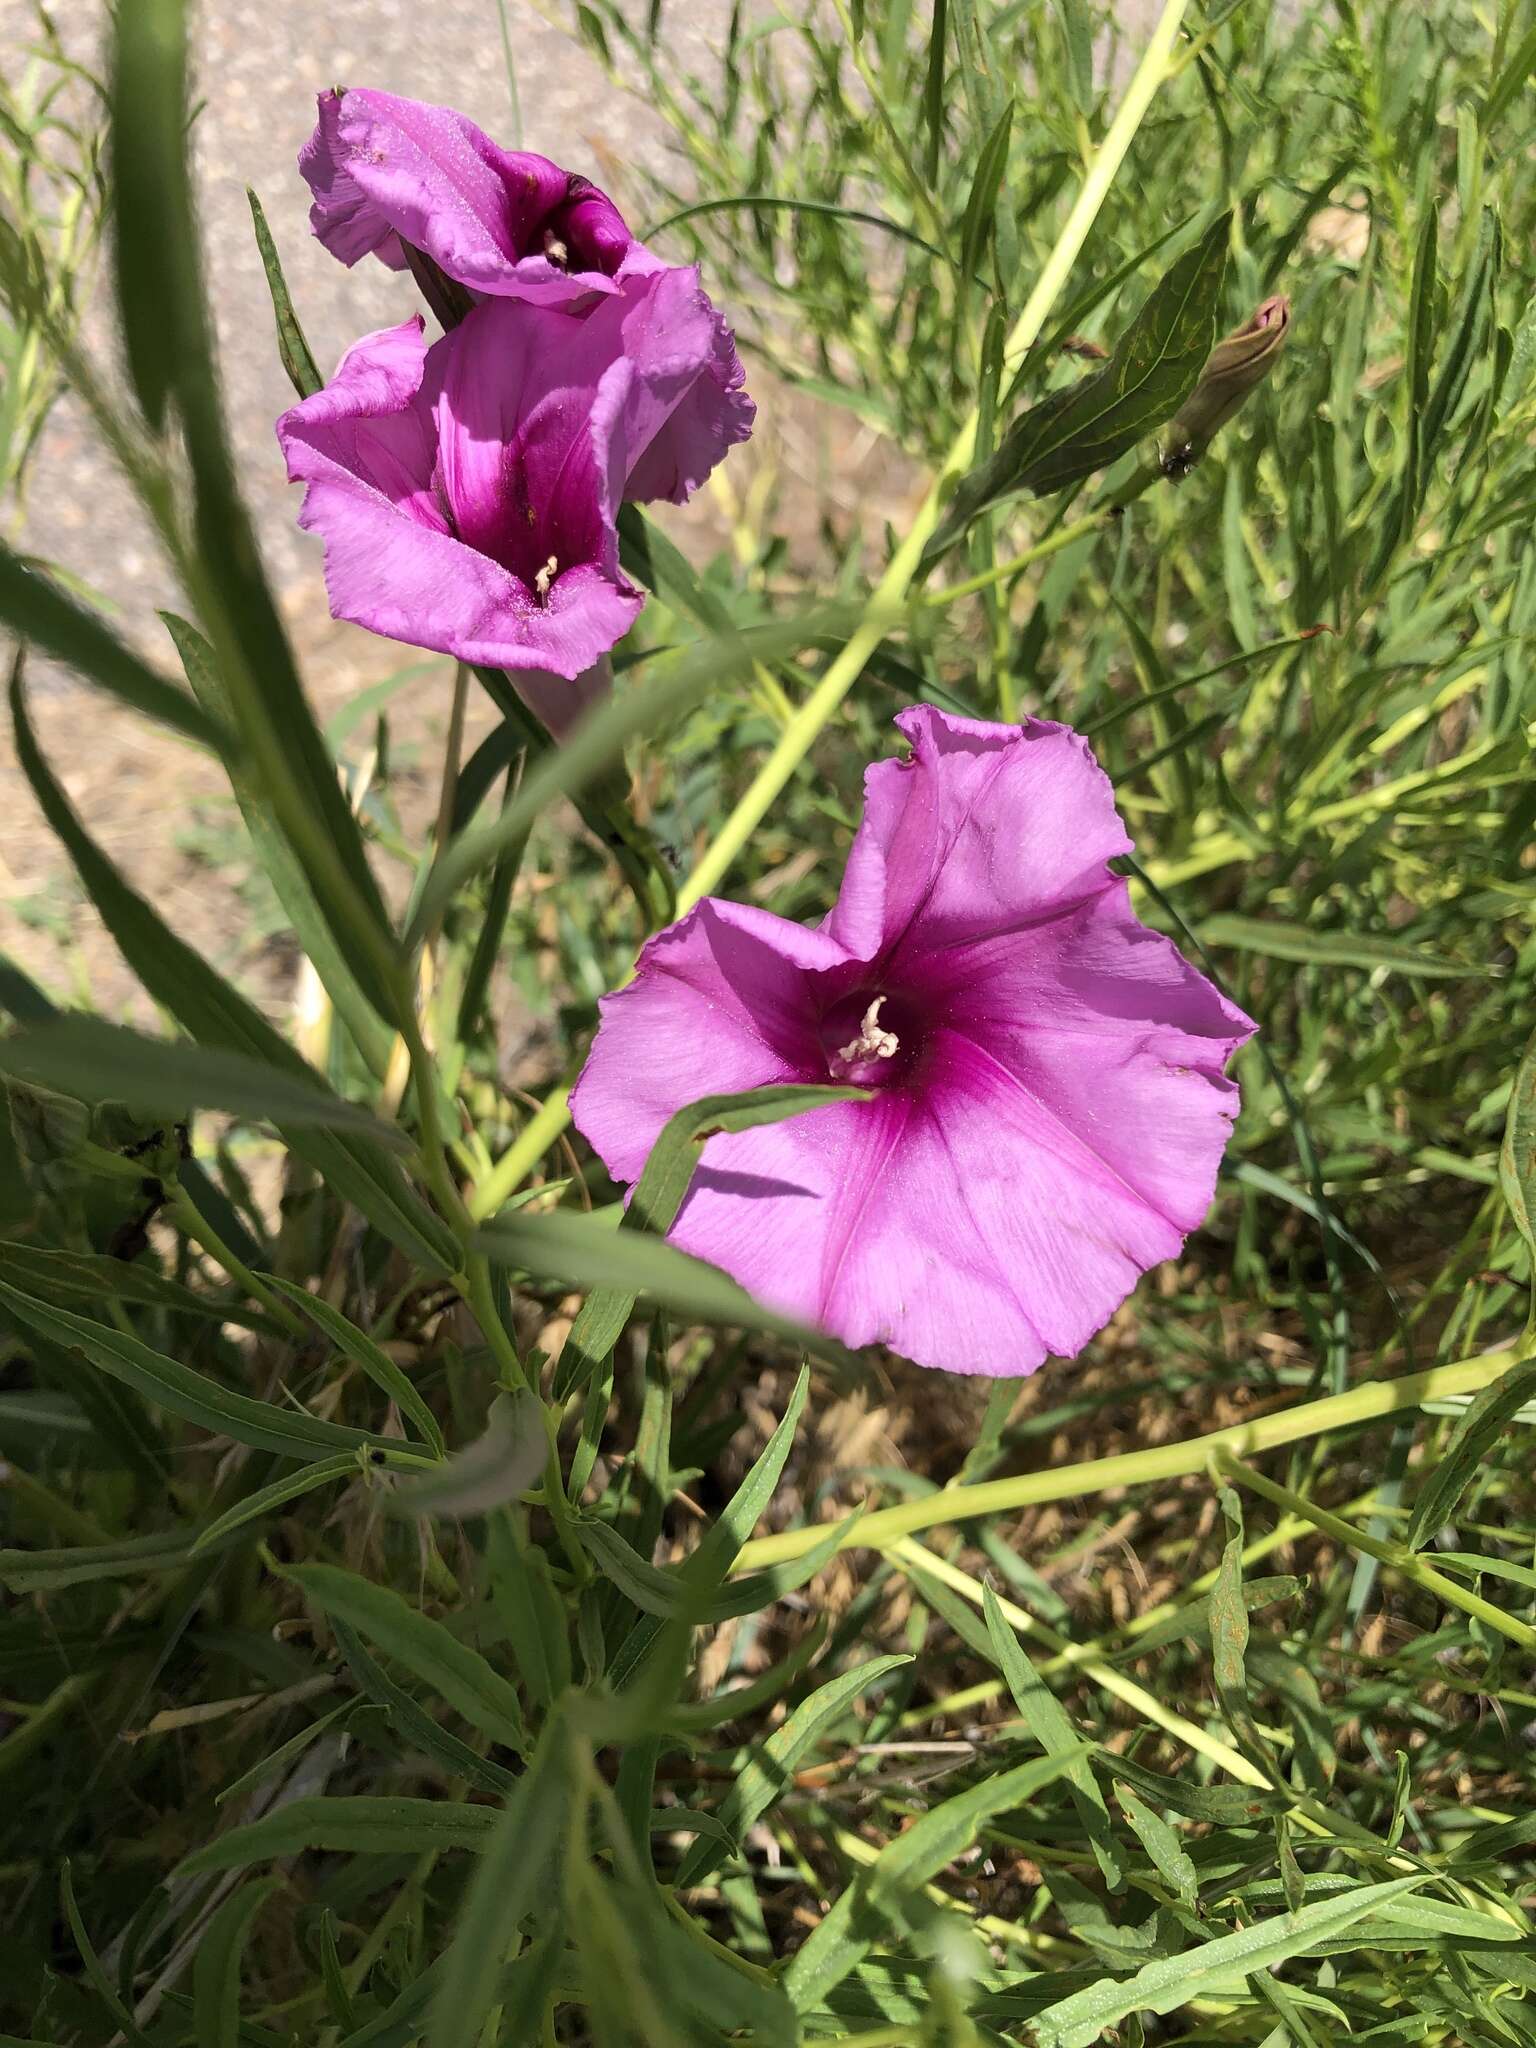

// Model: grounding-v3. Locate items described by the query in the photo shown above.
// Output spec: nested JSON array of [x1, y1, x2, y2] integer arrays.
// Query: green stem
[[735, 1346, 1519, 1569], [168, 1182, 308, 1340], [1218, 1450, 1536, 1653], [682, 0, 1192, 899], [469, 1085, 572, 1223], [401, 1016, 474, 1239], [924, 514, 1102, 606], [0, 1671, 102, 1782], [462, 1256, 588, 1583]]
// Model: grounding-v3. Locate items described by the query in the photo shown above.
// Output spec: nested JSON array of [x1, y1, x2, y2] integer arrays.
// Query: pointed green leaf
[[1028, 1877, 1429, 2047], [427, 1710, 571, 2048], [676, 1653, 912, 1888], [192, 1879, 280, 2048], [281, 1561, 526, 1752], [179, 1797, 499, 1875], [270, 1280, 444, 1456], [934, 210, 1231, 549], [0, 1282, 396, 1462], [983, 1583, 1122, 1889], [554, 1087, 863, 1398], [0, 566, 231, 749], [0, 1018, 409, 1147], [246, 186, 321, 399], [785, 1746, 1089, 2010]]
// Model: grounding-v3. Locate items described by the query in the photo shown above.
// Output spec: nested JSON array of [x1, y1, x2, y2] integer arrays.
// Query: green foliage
[[2, 0, 1536, 2043]]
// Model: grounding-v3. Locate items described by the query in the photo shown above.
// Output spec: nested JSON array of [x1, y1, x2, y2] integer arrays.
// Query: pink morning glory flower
[[571, 707, 1255, 1376], [299, 87, 753, 505], [276, 266, 730, 688]]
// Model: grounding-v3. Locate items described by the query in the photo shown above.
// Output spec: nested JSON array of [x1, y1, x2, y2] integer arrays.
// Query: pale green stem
[[1219, 1450, 1536, 1653], [400, 1015, 474, 1238], [462, 1254, 588, 1583], [468, 1084, 573, 1224], [923, 514, 1103, 606], [886, 1534, 1261, 1785], [893, 1492, 1347, 1732], [735, 1348, 1518, 1569], [168, 1182, 309, 1341]]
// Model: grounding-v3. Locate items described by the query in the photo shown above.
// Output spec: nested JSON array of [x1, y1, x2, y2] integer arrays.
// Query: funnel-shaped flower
[[276, 266, 723, 680], [299, 88, 753, 504], [301, 86, 633, 304], [572, 708, 1254, 1376]]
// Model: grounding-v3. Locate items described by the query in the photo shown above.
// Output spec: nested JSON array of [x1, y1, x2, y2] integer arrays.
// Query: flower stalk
[[734, 1346, 1521, 1569]]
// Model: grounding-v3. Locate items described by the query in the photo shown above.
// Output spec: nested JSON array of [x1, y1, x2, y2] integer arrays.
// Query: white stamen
[[543, 229, 569, 268], [534, 555, 559, 601], [838, 997, 899, 1065]]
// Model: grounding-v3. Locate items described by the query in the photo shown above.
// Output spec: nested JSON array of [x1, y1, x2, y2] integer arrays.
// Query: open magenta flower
[[276, 266, 727, 684], [571, 707, 1254, 1376], [299, 87, 752, 504]]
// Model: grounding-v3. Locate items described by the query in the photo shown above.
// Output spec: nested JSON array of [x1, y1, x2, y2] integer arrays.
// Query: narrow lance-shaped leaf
[[329, 1618, 519, 1799], [0, 565, 232, 750], [1498, 1016, 1536, 1337], [0, 1240, 275, 1331], [784, 1747, 1089, 2011], [576, 1505, 860, 1625], [607, 1365, 814, 1694], [1200, 915, 1479, 979], [112, 1, 408, 1026], [269, 1279, 445, 1457], [1405, 1353, 1536, 1551], [426, 1708, 572, 2048], [675, 1653, 912, 1887], [0, 1018, 410, 1148], [958, 98, 1014, 291], [246, 185, 321, 399], [1027, 1877, 1429, 2048], [983, 1582, 1122, 1890], [161, 611, 396, 1080], [0, 1281, 398, 1464], [179, 1797, 500, 1876], [279, 1561, 527, 1752], [192, 1880, 281, 2048], [476, 1207, 850, 1364], [929, 210, 1231, 557]]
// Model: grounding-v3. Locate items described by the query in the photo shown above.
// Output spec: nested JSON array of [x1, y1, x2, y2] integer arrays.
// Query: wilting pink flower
[[299, 87, 752, 504], [277, 266, 728, 682], [572, 707, 1254, 1376]]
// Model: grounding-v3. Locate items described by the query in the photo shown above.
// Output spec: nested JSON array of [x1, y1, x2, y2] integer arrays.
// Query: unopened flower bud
[[1162, 293, 1291, 472]]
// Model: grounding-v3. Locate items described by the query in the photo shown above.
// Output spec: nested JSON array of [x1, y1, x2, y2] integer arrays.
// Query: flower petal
[[301, 87, 629, 304], [570, 897, 854, 1187], [277, 320, 639, 678], [299, 89, 409, 270], [933, 881, 1254, 1236], [828, 706, 1134, 964], [618, 261, 756, 505], [431, 298, 627, 590], [664, 1001, 1228, 1375], [429, 273, 721, 577]]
